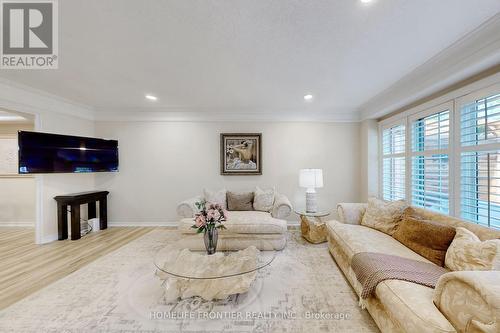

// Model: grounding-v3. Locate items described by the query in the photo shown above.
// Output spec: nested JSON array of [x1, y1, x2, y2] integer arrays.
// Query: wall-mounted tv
[[18, 131, 119, 174]]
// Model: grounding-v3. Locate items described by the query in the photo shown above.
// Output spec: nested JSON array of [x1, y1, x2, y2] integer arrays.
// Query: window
[[379, 82, 500, 229], [460, 93, 500, 228], [410, 108, 450, 213], [382, 124, 405, 201]]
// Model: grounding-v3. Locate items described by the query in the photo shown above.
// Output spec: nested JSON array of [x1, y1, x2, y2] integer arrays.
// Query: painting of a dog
[[220, 133, 261, 175]]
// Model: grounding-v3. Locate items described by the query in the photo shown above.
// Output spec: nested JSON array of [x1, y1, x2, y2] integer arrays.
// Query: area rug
[[0, 229, 379, 333]]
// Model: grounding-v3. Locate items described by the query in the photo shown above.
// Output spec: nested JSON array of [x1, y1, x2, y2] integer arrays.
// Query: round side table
[[294, 210, 331, 244]]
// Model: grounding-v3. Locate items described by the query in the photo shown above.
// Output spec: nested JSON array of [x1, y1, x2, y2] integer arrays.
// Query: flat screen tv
[[18, 131, 119, 174]]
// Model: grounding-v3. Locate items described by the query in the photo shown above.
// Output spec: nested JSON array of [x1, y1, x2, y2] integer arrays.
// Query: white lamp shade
[[299, 169, 323, 189]]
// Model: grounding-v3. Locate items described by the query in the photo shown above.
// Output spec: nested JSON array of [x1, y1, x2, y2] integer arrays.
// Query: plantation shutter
[[382, 124, 405, 201], [460, 93, 500, 228], [410, 109, 450, 213]]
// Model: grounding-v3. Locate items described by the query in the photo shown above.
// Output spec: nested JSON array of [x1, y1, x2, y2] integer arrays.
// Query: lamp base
[[306, 191, 317, 213]]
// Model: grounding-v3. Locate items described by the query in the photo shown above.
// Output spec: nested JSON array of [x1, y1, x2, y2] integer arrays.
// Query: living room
[[0, 1, 499, 332]]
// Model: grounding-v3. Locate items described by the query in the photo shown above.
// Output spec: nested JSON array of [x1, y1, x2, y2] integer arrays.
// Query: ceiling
[[1, 0, 499, 121]]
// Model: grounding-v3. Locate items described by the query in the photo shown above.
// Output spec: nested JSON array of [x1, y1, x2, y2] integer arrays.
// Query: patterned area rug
[[0, 229, 378, 333]]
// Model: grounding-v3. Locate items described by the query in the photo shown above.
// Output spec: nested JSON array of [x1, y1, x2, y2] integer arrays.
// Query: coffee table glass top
[[294, 209, 331, 217], [154, 240, 277, 280]]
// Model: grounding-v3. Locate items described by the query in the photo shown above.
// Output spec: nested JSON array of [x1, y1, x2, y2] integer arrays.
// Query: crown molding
[[359, 13, 500, 120], [94, 108, 361, 123], [0, 78, 96, 120]]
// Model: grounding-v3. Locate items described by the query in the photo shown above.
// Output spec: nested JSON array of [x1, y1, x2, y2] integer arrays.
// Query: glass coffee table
[[154, 239, 277, 302], [294, 209, 331, 244]]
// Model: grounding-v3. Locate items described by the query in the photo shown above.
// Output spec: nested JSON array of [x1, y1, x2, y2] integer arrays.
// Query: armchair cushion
[[179, 211, 287, 234], [434, 270, 500, 333], [227, 191, 254, 211], [203, 188, 227, 209], [253, 186, 275, 212]]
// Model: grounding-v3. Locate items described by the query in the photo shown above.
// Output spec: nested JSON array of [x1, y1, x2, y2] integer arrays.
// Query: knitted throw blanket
[[351, 252, 449, 300]]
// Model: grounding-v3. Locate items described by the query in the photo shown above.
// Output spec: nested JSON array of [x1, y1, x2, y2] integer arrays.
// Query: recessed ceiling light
[[304, 94, 314, 101], [360, 0, 373, 3], [145, 94, 158, 101]]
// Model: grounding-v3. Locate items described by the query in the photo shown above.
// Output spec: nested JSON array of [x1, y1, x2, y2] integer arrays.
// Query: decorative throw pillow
[[361, 197, 407, 235], [203, 188, 227, 209], [393, 208, 456, 266], [445, 227, 500, 271], [227, 191, 254, 211], [253, 186, 275, 212]]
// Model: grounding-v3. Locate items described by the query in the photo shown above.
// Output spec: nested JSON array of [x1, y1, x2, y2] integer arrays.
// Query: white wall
[[94, 121, 361, 224], [37, 112, 95, 242], [0, 80, 97, 243], [0, 122, 36, 226], [359, 119, 379, 202]]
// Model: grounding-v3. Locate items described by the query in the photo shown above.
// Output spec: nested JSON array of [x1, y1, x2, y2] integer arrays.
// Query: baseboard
[[0, 222, 35, 227], [108, 221, 178, 227], [40, 233, 58, 244]]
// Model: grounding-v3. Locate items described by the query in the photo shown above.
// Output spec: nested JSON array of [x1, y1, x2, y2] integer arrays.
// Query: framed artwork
[[220, 133, 262, 175]]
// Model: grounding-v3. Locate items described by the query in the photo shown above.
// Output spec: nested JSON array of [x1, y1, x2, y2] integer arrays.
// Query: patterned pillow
[[445, 227, 500, 271], [361, 197, 407, 235], [253, 187, 275, 212], [203, 188, 227, 209]]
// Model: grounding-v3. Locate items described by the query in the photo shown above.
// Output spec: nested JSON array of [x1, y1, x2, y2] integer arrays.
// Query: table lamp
[[299, 169, 323, 213]]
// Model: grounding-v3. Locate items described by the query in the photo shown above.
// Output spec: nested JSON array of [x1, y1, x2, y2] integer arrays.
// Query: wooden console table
[[54, 191, 109, 240]]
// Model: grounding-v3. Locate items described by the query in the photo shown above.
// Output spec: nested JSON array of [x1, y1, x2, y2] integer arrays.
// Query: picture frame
[[220, 133, 262, 175]]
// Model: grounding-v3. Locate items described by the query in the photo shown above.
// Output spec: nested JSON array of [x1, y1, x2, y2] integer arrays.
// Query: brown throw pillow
[[227, 191, 254, 211], [393, 208, 456, 266]]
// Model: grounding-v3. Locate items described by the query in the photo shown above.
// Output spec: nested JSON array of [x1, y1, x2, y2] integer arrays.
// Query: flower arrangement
[[192, 200, 227, 254], [192, 200, 227, 233]]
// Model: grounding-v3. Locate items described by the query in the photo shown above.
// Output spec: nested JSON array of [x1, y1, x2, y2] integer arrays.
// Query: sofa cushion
[[375, 280, 456, 333], [179, 211, 287, 234], [227, 191, 254, 211], [326, 220, 432, 264], [445, 227, 500, 271], [361, 198, 407, 235], [394, 208, 456, 266], [253, 186, 275, 212], [203, 188, 227, 209]]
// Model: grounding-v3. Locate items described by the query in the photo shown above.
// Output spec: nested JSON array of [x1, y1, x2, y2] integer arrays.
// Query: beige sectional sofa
[[176, 193, 292, 250], [327, 203, 500, 333]]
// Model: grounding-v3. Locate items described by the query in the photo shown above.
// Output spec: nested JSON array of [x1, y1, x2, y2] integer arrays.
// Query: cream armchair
[[176, 193, 292, 220], [175, 192, 292, 251], [434, 270, 500, 333]]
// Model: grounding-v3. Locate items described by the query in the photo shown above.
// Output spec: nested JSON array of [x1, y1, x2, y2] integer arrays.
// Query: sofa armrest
[[176, 196, 202, 218], [433, 270, 500, 333], [336, 203, 367, 225], [272, 193, 292, 219]]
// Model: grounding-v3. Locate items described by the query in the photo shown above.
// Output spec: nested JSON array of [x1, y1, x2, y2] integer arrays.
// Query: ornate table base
[[300, 215, 327, 244], [156, 246, 259, 302]]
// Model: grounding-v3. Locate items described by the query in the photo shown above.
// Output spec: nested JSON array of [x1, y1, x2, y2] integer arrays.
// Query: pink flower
[[195, 215, 206, 227], [207, 209, 220, 221]]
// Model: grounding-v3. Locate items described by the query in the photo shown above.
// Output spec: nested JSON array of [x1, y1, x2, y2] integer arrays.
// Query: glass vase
[[203, 226, 218, 255]]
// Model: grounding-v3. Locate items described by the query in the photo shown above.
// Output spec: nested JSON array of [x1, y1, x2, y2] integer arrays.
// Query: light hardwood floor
[[0, 226, 155, 310]]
